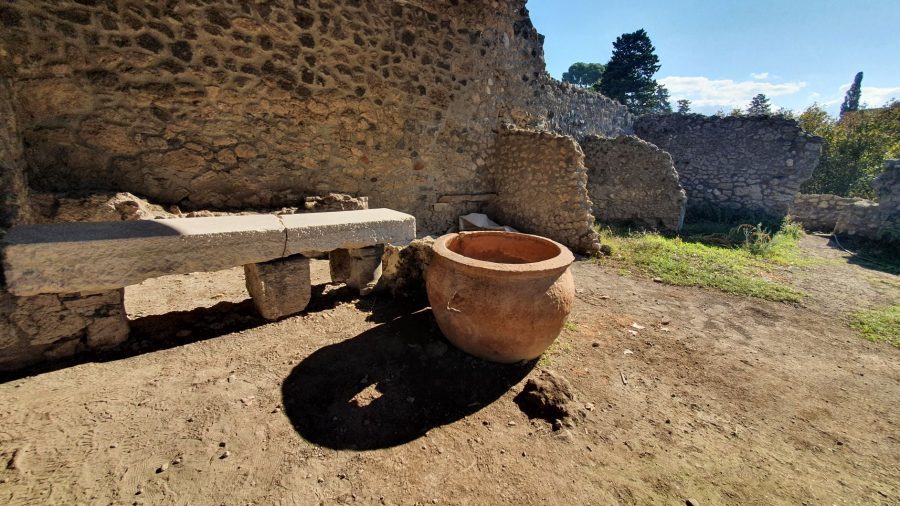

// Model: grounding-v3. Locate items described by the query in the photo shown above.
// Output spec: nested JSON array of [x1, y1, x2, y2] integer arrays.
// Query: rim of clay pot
[[432, 231, 574, 276]]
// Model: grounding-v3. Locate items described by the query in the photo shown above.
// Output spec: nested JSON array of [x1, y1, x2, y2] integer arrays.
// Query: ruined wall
[[0, 0, 632, 236], [634, 114, 823, 218], [0, 77, 29, 231], [874, 160, 900, 242], [791, 162, 900, 242], [580, 135, 685, 232], [487, 127, 598, 254], [790, 194, 881, 237]]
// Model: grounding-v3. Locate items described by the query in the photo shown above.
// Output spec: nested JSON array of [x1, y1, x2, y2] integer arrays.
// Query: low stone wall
[[790, 194, 869, 231], [487, 127, 599, 254], [580, 135, 685, 232], [791, 161, 899, 242], [635, 114, 823, 218]]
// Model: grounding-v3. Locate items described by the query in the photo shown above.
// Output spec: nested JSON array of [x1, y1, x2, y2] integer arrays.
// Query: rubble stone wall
[[0, 0, 632, 236], [580, 135, 685, 232], [791, 162, 899, 242], [0, 77, 29, 231], [487, 127, 599, 254], [634, 114, 823, 218]]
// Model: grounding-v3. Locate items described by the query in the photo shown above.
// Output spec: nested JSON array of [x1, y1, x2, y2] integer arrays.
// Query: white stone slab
[[2, 215, 286, 296], [2, 209, 417, 296], [282, 208, 416, 255]]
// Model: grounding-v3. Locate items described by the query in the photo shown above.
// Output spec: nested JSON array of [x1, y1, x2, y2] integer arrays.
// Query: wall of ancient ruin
[[487, 127, 599, 254], [790, 194, 881, 238], [790, 161, 900, 242], [580, 135, 685, 232], [0, 0, 632, 237], [874, 160, 899, 242], [0, 77, 29, 231], [634, 114, 823, 218]]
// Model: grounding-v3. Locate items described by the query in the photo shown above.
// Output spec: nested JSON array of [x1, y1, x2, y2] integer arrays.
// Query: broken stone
[[244, 254, 311, 321], [513, 369, 588, 430], [376, 236, 435, 297], [458, 212, 517, 233]]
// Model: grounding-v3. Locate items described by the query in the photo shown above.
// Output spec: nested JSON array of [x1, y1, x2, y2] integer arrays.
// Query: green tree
[[596, 29, 661, 114], [747, 94, 772, 115], [561, 62, 605, 88], [646, 84, 672, 113], [800, 100, 900, 198], [840, 71, 863, 116], [676, 99, 691, 114]]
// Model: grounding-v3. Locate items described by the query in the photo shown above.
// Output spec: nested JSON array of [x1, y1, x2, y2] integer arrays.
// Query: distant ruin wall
[[790, 160, 900, 242], [488, 128, 599, 254], [0, 0, 631, 236], [634, 114, 823, 218], [580, 135, 685, 232]]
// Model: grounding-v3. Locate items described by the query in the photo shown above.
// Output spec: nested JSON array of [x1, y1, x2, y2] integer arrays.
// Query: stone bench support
[[244, 254, 311, 321], [329, 245, 385, 295]]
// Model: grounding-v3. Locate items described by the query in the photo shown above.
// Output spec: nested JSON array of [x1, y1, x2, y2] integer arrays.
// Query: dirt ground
[[0, 234, 898, 505]]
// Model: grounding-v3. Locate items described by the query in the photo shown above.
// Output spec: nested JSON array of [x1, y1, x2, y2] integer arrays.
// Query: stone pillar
[[329, 246, 384, 295], [244, 254, 311, 321], [0, 289, 129, 372]]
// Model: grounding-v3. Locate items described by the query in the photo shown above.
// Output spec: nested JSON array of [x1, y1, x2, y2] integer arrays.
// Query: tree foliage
[[561, 62, 605, 88], [596, 29, 661, 115], [840, 71, 863, 116], [676, 99, 691, 114], [646, 84, 672, 113], [800, 100, 900, 199], [747, 93, 772, 115]]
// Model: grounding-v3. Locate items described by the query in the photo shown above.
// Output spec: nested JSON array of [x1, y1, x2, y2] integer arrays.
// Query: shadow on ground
[[281, 309, 535, 450], [829, 235, 900, 275], [0, 283, 364, 383]]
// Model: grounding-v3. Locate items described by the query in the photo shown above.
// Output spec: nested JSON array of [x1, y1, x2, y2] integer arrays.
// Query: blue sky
[[528, 0, 900, 115]]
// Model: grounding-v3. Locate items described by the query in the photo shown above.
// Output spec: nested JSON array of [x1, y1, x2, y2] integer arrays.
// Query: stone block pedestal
[[329, 245, 384, 295], [244, 254, 311, 321]]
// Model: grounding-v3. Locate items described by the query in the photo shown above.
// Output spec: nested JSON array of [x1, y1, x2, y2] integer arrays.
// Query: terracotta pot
[[426, 231, 575, 363]]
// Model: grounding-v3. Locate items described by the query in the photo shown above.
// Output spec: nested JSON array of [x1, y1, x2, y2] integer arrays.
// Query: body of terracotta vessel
[[426, 231, 575, 363]]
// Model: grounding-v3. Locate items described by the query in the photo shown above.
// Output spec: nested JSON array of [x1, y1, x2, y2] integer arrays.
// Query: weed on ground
[[850, 304, 900, 347], [595, 219, 808, 302]]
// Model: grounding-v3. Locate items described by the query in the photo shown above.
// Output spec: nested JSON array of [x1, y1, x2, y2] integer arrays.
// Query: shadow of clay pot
[[426, 231, 575, 363]]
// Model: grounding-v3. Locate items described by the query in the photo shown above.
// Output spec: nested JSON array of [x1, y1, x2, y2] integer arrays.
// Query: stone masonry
[[791, 160, 900, 243], [635, 114, 823, 218], [580, 135, 686, 232], [0, 0, 632, 237], [487, 127, 599, 254]]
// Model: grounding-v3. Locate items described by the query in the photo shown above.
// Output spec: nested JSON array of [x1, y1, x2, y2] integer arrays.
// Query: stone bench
[[2, 209, 416, 321]]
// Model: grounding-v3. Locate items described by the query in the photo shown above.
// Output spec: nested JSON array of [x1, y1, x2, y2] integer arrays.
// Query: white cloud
[[828, 82, 900, 109], [861, 86, 900, 107], [659, 76, 807, 109], [750, 72, 769, 80]]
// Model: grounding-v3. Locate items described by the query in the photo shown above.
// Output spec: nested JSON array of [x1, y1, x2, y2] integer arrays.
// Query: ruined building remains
[[635, 114, 824, 218]]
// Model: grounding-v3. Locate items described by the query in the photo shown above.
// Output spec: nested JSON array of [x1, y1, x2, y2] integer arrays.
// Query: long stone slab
[[2, 215, 286, 296], [282, 208, 415, 255], [2, 209, 416, 296]]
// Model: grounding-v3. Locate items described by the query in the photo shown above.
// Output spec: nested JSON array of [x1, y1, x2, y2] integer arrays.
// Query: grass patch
[[850, 305, 900, 347], [596, 218, 808, 302]]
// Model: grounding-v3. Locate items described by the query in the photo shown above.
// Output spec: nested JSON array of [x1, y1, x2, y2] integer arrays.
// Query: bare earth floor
[[0, 235, 898, 505]]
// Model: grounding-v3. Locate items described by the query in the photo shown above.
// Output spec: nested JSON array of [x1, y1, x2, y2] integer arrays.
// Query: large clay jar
[[426, 231, 575, 363]]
